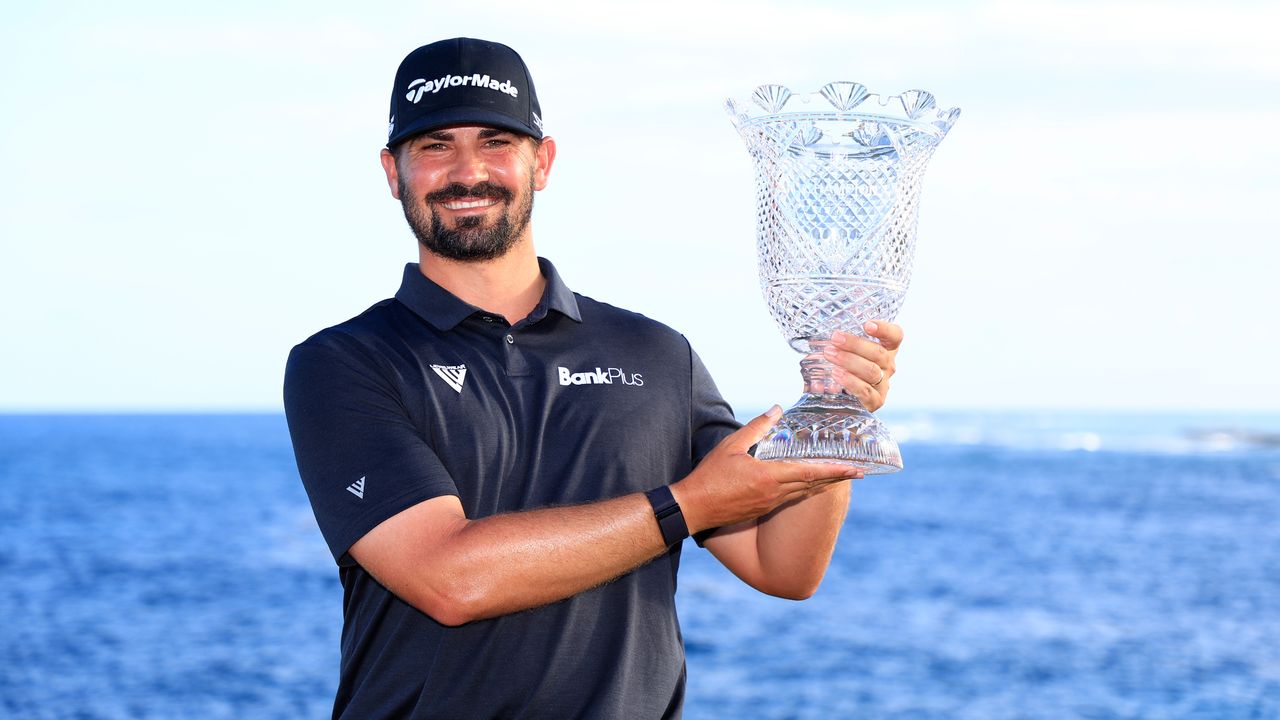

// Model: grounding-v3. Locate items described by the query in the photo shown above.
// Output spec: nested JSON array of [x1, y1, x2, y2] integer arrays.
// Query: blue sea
[[3, 411, 1279, 719]]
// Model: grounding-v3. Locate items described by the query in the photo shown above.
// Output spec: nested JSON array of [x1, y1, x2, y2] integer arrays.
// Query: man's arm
[[700, 320, 904, 599], [349, 408, 861, 626]]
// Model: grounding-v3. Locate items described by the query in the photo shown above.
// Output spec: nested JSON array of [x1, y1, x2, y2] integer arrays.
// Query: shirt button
[[505, 334, 515, 344], [482, 316, 494, 323]]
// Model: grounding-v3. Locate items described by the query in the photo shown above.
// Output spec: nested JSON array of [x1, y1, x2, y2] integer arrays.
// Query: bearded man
[[284, 37, 903, 720]]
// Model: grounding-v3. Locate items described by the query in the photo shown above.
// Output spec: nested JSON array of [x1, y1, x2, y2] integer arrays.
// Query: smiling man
[[284, 37, 903, 720]]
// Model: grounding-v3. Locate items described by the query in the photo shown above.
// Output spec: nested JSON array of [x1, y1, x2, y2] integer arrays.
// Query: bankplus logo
[[557, 366, 644, 387]]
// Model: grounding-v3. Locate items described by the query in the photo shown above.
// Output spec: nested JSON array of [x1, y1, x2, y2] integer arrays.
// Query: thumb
[[727, 405, 783, 453]]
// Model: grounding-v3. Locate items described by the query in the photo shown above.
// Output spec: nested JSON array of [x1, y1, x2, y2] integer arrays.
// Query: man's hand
[[671, 406, 862, 534], [822, 320, 903, 412]]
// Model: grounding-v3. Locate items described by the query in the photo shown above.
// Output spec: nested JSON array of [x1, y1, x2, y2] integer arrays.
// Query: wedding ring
[[871, 367, 885, 387]]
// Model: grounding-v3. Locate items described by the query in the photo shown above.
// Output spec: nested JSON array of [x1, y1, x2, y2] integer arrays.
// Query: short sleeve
[[687, 343, 741, 547], [284, 336, 459, 565], [689, 344, 740, 467]]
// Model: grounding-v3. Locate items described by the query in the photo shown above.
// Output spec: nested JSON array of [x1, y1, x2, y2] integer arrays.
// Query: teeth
[[443, 198, 498, 210]]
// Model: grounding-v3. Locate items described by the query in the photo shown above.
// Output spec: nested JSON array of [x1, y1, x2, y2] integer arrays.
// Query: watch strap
[[644, 485, 690, 547]]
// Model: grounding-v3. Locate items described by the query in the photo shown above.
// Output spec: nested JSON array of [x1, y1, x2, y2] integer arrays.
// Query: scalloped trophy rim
[[725, 82, 961, 139]]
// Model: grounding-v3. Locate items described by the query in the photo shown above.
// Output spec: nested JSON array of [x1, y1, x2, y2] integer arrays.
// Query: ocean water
[[2, 412, 1278, 719]]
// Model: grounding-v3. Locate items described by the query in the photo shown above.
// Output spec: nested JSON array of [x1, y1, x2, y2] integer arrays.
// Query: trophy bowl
[[726, 83, 959, 473]]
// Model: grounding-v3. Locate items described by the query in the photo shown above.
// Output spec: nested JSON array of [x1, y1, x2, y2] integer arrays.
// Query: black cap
[[387, 38, 543, 148]]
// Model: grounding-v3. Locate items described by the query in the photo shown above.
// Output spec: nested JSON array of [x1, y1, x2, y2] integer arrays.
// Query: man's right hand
[[670, 406, 863, 534]]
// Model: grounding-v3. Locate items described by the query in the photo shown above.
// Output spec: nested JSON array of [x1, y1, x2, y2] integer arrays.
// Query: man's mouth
[[426, 182, 514, 215], [441, 198, 500, 211]]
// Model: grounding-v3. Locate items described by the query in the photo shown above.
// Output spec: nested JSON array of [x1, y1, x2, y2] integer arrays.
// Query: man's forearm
[[755, 482, 851, 595], [703, 481, 852, 600], [442, 494, 672, 621], [431, 480, 850, 623], [354, 493, 670, 626], [353, 411, 859, 625]]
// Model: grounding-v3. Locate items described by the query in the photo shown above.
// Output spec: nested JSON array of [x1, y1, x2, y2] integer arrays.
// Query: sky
[[1, 0, 1277, 412]]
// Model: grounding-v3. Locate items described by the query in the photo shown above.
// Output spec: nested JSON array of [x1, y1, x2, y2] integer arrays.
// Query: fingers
[[824, 338, 889, 385], [864, 320, 904, 351], [825, 331, 894, 378], [691, 416, 865, 527], [770, 463, 862, 503], [723, 405, 784, 454], [829, 330, 883, 361], [771, 460, 863, 487]]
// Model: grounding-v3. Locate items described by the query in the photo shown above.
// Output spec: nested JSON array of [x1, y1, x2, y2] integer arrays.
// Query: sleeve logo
[[346, 476, 366, 499]]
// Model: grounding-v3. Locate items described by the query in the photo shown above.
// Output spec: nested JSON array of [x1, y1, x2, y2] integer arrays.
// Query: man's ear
[[380, 148, 401, 199], [532, 136, 557, 191]]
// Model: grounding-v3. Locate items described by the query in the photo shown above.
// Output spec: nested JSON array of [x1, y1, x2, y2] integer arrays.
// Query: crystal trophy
[[726, 83, 959, 473]]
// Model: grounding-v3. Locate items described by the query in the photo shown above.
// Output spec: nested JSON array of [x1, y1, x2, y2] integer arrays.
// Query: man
[[284, 38, 902, 719]]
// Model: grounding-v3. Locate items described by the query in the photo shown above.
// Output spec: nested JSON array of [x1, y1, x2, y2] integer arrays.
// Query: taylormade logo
[[406, 73, 520, 103], [557, 366, 644, 387]]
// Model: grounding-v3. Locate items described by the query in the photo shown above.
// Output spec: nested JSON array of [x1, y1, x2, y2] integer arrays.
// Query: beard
[[399, 177, 535, 262]]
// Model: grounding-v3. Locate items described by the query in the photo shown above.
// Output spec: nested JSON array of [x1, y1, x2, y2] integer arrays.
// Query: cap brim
[[388, 107, 541, 148]]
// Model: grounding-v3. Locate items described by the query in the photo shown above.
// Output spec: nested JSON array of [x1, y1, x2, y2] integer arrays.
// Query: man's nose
[[448, 146, 489, 186]]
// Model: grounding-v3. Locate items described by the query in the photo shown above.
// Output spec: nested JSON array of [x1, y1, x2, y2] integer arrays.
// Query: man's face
[[385, 126, 552, 262]]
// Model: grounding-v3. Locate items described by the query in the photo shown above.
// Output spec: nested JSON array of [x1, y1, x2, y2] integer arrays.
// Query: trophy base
[[754, 393, 903, 474]]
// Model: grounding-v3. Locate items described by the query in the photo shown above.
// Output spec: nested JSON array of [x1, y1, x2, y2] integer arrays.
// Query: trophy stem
[[800, 340, 843, 394], [754, 345, 903, 474]]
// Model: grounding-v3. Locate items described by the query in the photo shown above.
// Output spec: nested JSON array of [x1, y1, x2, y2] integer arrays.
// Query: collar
[[394, 257, 583, 331]]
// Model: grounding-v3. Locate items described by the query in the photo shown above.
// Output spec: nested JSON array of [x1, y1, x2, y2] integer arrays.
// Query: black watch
[[644, 486, 690, 547]]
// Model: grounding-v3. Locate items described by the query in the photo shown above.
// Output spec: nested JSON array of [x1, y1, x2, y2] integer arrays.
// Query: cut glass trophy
[[726, 83, 959, 473]]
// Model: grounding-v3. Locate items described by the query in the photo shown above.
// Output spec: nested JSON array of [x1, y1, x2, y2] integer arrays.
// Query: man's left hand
[[821, 320, 903, 412]]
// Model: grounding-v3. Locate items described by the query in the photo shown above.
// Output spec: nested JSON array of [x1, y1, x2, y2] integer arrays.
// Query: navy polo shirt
[[284, 259, 739, 720]]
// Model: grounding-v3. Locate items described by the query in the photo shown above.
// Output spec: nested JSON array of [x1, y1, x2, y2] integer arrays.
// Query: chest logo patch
[[557, 366, 644, 387], [431, 364, 468, 393]]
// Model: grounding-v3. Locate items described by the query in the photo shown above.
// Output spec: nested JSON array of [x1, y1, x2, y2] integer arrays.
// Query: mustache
[[425, 182, 514, 204]]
